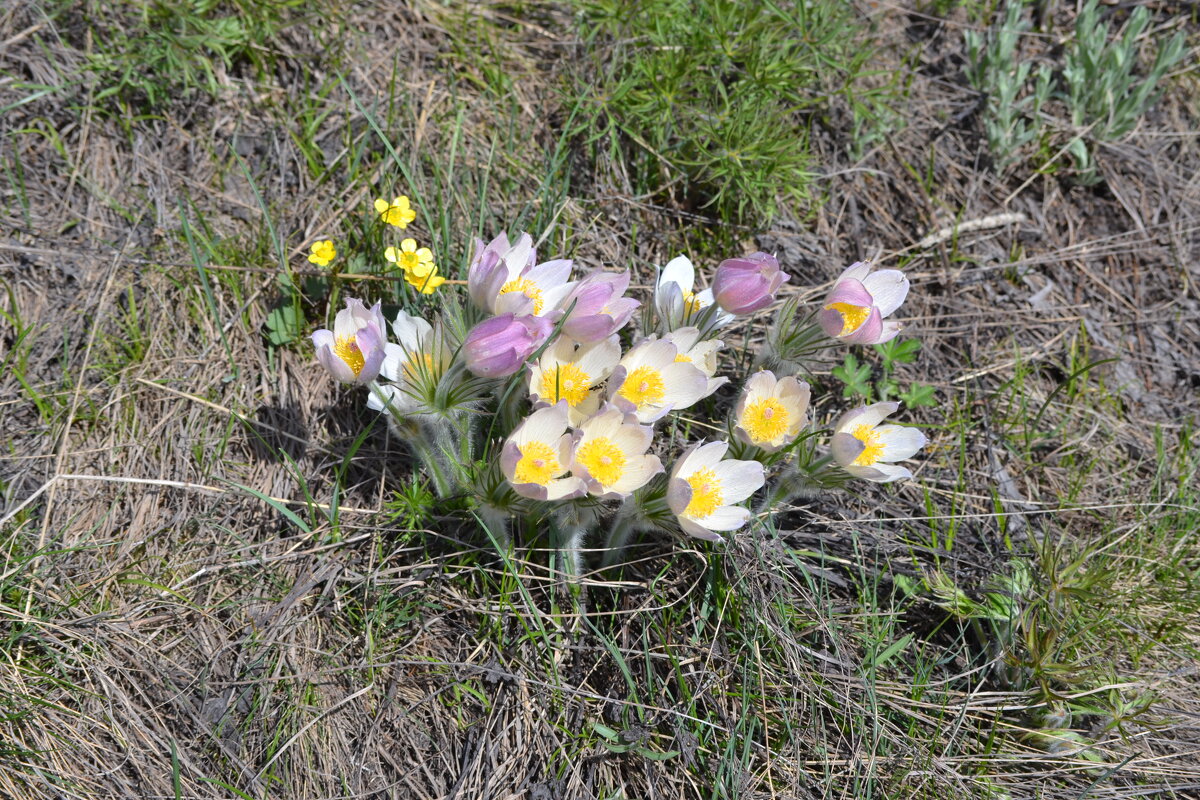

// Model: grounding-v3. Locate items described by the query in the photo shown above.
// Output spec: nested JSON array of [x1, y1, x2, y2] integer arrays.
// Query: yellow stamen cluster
[[499, 277, 545, 315], [576, 437, 626, 487], [514, 441, 560, 486], [851, 424, 885, 466], [684, 467, 723, 518], [742, 397, 789, 444], [539, 363, 592, 407], [674, 353, 693, 363], [683, 291, 706, 316], [825, 301, 870, 336], [617, 366, 665, 408], [333, 335, 365, 376]]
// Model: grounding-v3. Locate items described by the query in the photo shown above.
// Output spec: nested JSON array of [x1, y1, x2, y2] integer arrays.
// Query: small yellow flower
[[384, 238, 435, 274], [307, 239, 336, 267], [374, 196, 417, 229], [404, 264, 445, 295]]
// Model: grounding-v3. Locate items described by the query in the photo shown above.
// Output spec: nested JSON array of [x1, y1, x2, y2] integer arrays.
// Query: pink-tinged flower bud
[[311, 298, 389, 385], [557, 269, 641, 342], [712, 252, 790, 315], [818, 262, 910, 345], [462, 313, 554, 378]]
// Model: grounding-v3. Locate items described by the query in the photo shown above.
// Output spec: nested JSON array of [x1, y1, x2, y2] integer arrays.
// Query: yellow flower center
[[539, 363, 592, 407], [683, 467, 723, 518], [851, 424, 885, 466], [514, 441, 560, 486], [683, 291, 706, 316], [742, 397, 790, 444], [825, 302, 871, 336], [674, 353, 692, 363], [398, 250, 420, 271], [333, 335, 364, 376], [576, 437, 626, 487], [499, 277, 545, 315], [402, 352, 438, 382], [617, 365, 665, 408]]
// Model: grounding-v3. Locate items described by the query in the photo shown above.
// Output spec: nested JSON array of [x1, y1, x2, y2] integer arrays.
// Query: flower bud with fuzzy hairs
[[462, 313, 554, 379], [712, 252, 790, 315]]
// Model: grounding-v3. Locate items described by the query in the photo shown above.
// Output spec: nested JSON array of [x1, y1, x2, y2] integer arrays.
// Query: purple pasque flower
[[467, 231, 574, 318], [712, 251, 790, 315], [462, 313, 554, 378], [556, 269, 640, 342], [311, 298, 388, 385], [818, 262, 910, 345]]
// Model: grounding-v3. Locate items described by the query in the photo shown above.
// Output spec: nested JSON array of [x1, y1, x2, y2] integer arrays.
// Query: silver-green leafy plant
[[1060, 0, 1187, 181], [963, 0, 1052, 168]]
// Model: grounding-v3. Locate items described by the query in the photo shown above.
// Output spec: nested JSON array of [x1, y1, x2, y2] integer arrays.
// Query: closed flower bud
[[712, 252, 789, 315], [462, 313, 554, 378]]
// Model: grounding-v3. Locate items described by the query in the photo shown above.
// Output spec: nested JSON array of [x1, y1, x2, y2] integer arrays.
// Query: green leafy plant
[[963, 0, 1052, 168], [833, 338, 936, 406]]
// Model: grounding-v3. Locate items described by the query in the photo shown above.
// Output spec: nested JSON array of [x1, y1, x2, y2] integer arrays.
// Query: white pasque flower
[[367, 310, 449, 415], [569, 404, 662, 498], [607, 338, 716, 424], [733, 370, 810, 452], [667, 441, 765, 542], [528, 334, 621, 426], [655, 255, 734, 330], [830, 401, 927, 483], [501, 402, 586, 500], [663, 326, 725, 395]]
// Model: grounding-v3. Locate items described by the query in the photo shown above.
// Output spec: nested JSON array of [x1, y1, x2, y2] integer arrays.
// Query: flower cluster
[[310, 211, 928, 568]]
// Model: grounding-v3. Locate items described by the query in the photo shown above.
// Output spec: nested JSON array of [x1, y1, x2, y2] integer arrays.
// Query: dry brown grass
[[1, 1, 1199, 798]]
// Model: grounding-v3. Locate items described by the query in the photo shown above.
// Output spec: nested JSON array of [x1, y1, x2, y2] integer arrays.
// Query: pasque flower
[[570, 405, 663, 498], [712, 252, 789, 315], [529, 334, 621, 426], [367, 310, 449, 415], [555, 269, 640, 343], [468, 232, 574, 317], [375, 196, 416, 229], [655, 255, 733, 330], [830, 401, 926, 483], [311, 298, 388, 385], [608, 338, 716, 424], [462, 313, 554, 379], [818, 262, 910, 345], [308, 239, 336, 267], [667, 441, 765, 541], [733, 370, 810, 452], [501, 402, 587, 501]]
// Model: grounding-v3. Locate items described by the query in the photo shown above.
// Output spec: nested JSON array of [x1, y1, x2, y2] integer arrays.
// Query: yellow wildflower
[[307, 239, 336, 267], [374, 196, 416, 229]]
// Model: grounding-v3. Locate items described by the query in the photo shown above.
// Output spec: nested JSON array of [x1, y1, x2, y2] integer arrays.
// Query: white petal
[[379, 343, 407, 382], [391, 311, 432, 351], [861, 270, 910, 317], [544, 476, 587, 500], [576, 335, 621, 383], [837, 261, 872, 284], [609, 454, 663, 495], [874, 425, 927, 462], [834, 401, 899, 434], [513, 402, 569, 447], [678, 516, 724, 542], [697, 506, 752, 532], [659, 255, 695, 293], [849, 463, 912, 483], [713, 460, 765, 504]]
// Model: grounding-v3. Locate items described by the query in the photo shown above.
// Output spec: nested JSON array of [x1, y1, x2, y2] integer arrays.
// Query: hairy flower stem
[[600, 504, 639, 568], [368, 381, 455, 497], [756, 455, 835, 514]]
